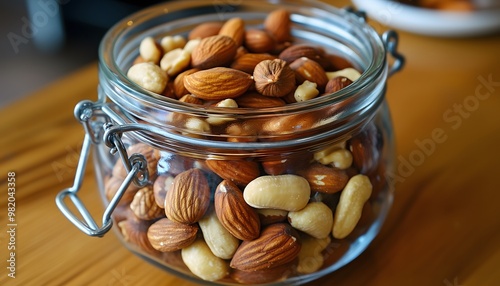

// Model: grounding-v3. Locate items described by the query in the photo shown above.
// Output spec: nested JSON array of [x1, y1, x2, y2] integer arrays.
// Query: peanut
[[288, 202, 333, 239], [332, 174, 372, 239], [198, 209, 240, 259], [243, 174, 310, 211], [181, 239, 230, 281]]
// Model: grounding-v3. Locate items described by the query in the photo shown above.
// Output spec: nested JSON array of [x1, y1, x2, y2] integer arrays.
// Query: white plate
[[352, 0, 500, 37]]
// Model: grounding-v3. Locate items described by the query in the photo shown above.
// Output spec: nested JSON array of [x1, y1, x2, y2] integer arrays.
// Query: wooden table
[[1, 2, 500, 285]]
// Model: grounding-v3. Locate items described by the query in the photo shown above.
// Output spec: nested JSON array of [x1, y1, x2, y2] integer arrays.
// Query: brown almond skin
[[230, 53, 277, 74], [230, 223, 301, 271], [215, 180, 261, 240], [235, 92, 286, 108], [297, 163, 349, 194], [324, 76, 353, 94], [147, 218, 199, 252], [173, 68, 200, 98], [264, 9, 292, 43], [219, 17, 245, 46], [253, 59, 296, 97], [164, 168, 210, 224], [289, 57, 329, 90], [188, 22, 223, 40], [191, 35, 238, 69], [279, 44, 331, 70], [184, 67, 254, 100], [244, 29, 276, 53], [206, 159, 260, 187]]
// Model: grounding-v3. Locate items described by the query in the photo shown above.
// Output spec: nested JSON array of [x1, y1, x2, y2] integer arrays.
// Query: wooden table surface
[[1, 2, 500, 285]]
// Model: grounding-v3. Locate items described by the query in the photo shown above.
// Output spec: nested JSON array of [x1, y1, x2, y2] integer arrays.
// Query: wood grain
[[1, 1, 500, 285]]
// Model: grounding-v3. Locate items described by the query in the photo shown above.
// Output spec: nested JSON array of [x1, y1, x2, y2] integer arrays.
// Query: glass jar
[[56, 0, 404, 285]]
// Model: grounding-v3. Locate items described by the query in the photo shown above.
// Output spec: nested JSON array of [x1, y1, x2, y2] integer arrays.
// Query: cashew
[[206, 99, 238, 125], [198, 210, 240, 259], [185, 117, 211, 133], [288, 202, 333, 239], [294, 80, 319, 102], [297, 235, 331, 274], [127, 62, 168, 94], [160, 48, 191, 76], [160, 35, 186, 53], [326, 68, 361, 82], [183, 38, 201, 54], [139, 36, 162, 64], [332, 174, 372, 239], [314, 145, 353, 170], [244, 175, 311, 211], [181, 239, 230, 281]]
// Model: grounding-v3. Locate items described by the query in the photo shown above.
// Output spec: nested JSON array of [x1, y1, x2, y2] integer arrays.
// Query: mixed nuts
[[110, 8, 387, 284]]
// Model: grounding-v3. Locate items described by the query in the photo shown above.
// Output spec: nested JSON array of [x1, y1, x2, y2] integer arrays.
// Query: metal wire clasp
[[55, 100, 148, 237]]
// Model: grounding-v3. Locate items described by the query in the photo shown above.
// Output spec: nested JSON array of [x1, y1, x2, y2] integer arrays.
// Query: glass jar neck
[[97, 0, 389, 156]]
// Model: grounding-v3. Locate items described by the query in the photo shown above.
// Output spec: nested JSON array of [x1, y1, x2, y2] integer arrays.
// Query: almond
[[264, 9, 292, 43], [188, 21, 223, 40], [244, 29, 276, 53], [147, 218, 199, 252], [348, 123, 382, 174], [173, 68, 200, 98], [164, 168, 210, 224], [112, 143, 161, 179], [184, 67, 254, 100], [130, 186, 164, 220], [324, 76, 353, 94], [234, 91, 286, 108], [206, 159, 260, 187], [297, 163, 349, 194], [191, 35, 238, 69], [290, 57, 329, 90], [279, 44, 331, 70], [253, 59, 296, 97], [231, 259, 297, 284], [218, 17, 245, 46], [215, 180, 261, 240], [230, 223, 301, 271], [230, 53, 277, 74]]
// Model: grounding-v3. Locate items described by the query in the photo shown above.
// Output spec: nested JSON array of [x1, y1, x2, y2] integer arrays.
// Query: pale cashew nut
[[181, 239, 230, 281], [244, 174, 310, 211], [160, 48, 191, 76], [139, 36, 162, 64], [294, 80, 319, 102], [287, 202, 333, 239], [127, 62, 168, 94], [332, 174, 372, 239], [314, 145, 353, 170], [160, 35, 186, 53], [198, 209, 240, 259], [297, 235, 331, 274], [326, 68, 362, 82], [206, 98, 239, 125]]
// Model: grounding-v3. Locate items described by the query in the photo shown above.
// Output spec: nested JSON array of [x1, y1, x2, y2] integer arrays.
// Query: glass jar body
[[91, 0, 398, 285]]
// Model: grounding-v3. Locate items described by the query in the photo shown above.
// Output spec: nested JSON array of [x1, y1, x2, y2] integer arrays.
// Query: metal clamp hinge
[[382, 30, 405, 76], [56, 100, 149, 237]]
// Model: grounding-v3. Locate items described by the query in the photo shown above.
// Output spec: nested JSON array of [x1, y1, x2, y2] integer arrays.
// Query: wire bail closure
[[55, 101, 149, 237]]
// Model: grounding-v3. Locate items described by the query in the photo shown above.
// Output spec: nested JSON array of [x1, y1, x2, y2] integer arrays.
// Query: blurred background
[[0, 0, 163, 107]]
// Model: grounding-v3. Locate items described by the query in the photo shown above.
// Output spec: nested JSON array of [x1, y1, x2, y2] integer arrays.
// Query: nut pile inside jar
[[109, 8, 386, 284]]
